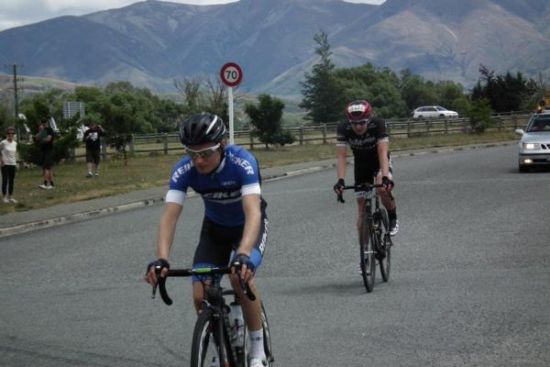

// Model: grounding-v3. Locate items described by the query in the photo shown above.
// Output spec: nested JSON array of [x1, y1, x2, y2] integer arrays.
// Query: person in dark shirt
[[34, 119, 55, 189], [83, 122, 105, 177], [333, 100, 399, 235]]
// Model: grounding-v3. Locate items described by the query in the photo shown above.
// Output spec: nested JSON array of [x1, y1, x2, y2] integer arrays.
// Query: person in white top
[[0, 127, 18, 203]]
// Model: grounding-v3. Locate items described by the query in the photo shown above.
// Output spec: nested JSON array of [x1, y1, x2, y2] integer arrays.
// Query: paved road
[[1, 144, 549, 366]]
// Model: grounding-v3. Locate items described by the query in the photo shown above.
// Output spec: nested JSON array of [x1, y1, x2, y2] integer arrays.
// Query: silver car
[[515, 111, 550, 172], [412, 106, 459, 119]]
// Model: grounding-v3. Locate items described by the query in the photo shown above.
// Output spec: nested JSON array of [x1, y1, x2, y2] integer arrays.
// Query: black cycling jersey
[[336, 117, 391, 182]]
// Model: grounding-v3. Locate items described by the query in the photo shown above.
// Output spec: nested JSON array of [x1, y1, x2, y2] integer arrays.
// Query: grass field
[[0, 131, 517, 215]]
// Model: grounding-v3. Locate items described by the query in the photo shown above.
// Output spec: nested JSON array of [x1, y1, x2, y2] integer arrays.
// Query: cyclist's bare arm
[[236, 194, 262, 280], [376, 140, 390, 177], [336, 145, 347, 180], [146, 202, 183, 285], [239, 194, 261, 256]]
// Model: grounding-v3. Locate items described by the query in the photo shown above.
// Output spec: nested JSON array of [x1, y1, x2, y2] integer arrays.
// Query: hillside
[[0, 0, 548, 96]]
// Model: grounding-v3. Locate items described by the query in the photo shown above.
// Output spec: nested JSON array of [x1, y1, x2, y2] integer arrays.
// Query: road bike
[[337, 182, 393, 292], [152, 266, 274, 367]]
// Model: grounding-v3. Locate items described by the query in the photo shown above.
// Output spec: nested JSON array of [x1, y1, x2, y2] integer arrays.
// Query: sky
[[0, 0, 386, 31]]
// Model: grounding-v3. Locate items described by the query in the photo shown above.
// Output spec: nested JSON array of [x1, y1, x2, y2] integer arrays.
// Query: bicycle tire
[[360, 220, 376, 292], [191, 308, 231, 367], [260, 302, 274, 365], [378, 208, 392, 282]]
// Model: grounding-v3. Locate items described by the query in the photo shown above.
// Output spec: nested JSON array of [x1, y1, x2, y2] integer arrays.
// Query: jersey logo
[[171, 161, 192, 183], [203, 190, 241, 201], [228, 152, 255, 175]]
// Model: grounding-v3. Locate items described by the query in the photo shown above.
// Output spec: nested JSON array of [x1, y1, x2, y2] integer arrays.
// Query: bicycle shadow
[[276, 278, 392, 298]]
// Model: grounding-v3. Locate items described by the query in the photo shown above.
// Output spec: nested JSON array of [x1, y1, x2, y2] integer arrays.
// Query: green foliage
[[245, 94, 295, 148], [472, 65, 538, 112], [18, 129, 79, 165], [300, 31, 344, 124], [334, 64, 408, 118], [467, 99, 494, 133]]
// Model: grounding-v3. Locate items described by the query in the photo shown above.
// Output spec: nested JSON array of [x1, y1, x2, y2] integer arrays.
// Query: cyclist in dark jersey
[[333, 100, 399, 235], [145, 113, 269, 367]]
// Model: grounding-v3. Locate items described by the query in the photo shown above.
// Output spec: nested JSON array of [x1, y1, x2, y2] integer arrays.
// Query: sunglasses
[[351, 120, 369, 126], [185, 143, 221, 159]]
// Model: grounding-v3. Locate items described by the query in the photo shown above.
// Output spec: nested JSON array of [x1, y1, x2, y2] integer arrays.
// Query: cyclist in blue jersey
[[145, 113, 269, 367]]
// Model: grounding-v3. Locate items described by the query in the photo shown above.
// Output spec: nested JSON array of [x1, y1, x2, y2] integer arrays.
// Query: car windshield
[[527, 117, 550, 132]]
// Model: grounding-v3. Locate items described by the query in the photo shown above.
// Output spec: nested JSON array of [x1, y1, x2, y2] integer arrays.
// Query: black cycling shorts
[[353, 158, 379, 188], [192, 200, 268, 281]]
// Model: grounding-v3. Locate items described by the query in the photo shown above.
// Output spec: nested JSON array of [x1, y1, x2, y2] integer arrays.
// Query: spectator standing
[[83, 122, 105, 177], [0, 127, 18, 203], [34, 119, 55, 189]]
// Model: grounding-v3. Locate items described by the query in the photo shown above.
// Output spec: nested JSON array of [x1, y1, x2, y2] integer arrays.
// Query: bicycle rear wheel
[[191, 308, 230, 367], [378, 208, 392, 282], [360, 221, 376, 292]]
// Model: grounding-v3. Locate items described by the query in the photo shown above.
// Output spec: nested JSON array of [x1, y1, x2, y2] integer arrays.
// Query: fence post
[[425, 120, 430, 136], [129, 134, 135, 154], [69, 147, 75, 162], [407, 120, 412, 138], [322, 124, 327, 144], [299, 127, 304, 145], [101, 141, 107, 161], [163, 133, 168, 155], [444, 119, 449, 134], [462, 117, 471, 134], [512, 113, 518, 130], [249, 131, 254, 150]]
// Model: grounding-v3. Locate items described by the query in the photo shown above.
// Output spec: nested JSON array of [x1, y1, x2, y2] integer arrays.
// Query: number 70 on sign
[[220, 62, 243, 87]]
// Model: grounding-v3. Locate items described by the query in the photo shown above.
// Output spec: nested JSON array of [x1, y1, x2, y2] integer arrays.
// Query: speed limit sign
[[220, 62, 243, 87]]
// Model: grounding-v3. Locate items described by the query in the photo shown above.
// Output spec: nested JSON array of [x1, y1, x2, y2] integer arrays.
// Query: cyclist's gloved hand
[[333, 178, 345, 193], [231, 253, 255, 274], [381, 176, 394, 190], [145, 258, 170, 285], [232, 253, 256, 284]]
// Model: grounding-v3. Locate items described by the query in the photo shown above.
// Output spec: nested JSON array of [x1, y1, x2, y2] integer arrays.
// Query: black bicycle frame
[[153, 267, 254, 367]]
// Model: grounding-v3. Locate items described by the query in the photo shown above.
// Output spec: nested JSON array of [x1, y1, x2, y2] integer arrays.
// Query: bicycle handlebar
[[336, 183, 394, 203], [152, 267, 256, 305]]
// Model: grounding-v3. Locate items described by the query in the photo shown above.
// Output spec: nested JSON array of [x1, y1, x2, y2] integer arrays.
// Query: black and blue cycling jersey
[[166, 144, 263, 227]]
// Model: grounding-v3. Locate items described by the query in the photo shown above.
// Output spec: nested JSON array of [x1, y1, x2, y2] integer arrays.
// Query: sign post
[[220, 62, 243, 145]]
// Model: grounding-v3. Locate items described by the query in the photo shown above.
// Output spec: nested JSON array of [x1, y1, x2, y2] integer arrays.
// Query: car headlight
[[523, 142, 541, 150]]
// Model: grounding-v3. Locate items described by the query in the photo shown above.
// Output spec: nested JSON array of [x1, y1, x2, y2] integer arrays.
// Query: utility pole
[[8, 64, 22, 142], [12, 64, 19, 121]]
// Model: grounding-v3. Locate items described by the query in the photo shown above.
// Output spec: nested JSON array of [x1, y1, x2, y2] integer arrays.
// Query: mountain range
[[0, 0, 549, 96]]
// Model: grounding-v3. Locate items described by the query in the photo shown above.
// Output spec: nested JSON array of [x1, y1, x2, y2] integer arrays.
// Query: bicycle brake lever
[[151, 282, 158, 299], [337, 193, 345, 203], [237, 272, 257, 301]]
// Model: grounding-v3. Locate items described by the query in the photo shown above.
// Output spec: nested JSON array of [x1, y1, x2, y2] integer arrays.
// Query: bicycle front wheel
[[378, 208, 392, 282], [360, 221, 376, 293], [191, 309, 230, 367], [261, 302, 274, 365]]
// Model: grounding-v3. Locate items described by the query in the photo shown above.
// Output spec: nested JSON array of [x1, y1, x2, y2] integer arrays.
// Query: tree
[[245, 94, 294, 149], [472, 65, 537, 112], [300, 31, 344, 124], [333, 63, 408, 118], [174, 76, 228, 122]]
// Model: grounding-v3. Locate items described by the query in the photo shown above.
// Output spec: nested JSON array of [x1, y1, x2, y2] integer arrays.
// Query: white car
[[413, 106, 459, 119], [515, 111, 550, 172]]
